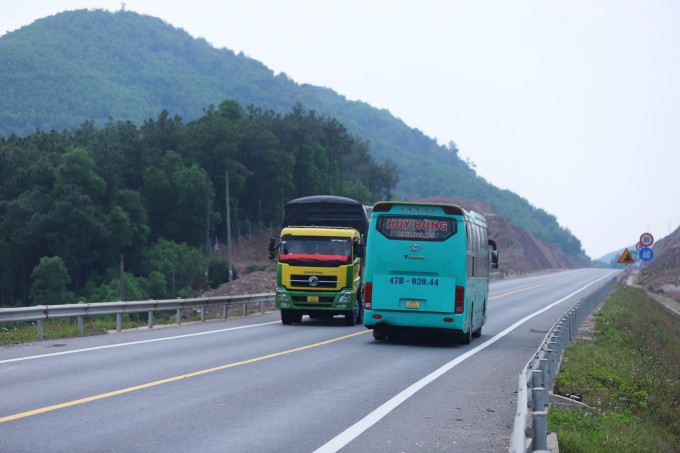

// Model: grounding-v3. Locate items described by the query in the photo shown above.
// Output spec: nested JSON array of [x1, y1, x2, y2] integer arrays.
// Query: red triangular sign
[[617, 249, 635, 264]]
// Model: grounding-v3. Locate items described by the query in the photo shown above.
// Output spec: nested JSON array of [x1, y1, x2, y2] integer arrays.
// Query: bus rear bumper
[[364, 310, 464, 331]]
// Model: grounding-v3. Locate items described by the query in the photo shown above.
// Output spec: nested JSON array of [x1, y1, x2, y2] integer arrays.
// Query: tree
[[145, 239, 203, 297], [30, 256, 74, 305], [54, 146, 106, 201]]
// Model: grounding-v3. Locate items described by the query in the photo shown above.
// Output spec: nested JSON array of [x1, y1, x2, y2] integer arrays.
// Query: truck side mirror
[[353, 239, 364, 258], [268, 238, 277, 260], [488, 239, 499, 269]]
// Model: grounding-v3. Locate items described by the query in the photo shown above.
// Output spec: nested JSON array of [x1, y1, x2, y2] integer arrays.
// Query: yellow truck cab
[[269, 196, 369, 325]]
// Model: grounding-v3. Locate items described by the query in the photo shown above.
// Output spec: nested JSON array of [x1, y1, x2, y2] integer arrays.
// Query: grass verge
[[549, 285, 680, 452]]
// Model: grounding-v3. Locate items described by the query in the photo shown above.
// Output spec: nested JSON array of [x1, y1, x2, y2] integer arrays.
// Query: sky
[[2, 1, 679, 259]]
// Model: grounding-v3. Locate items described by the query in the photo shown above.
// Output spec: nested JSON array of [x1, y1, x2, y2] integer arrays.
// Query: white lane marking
[[314, 272, 616, 452], [0, 321, 281, 364]]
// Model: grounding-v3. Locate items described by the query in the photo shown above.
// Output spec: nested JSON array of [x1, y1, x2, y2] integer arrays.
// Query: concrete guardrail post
[[545, 348, 555, 384], [532, 369, 543, 389], [532, 410, 548, 451], [532, 386, 546, 412], [539, 357, 549, 391]]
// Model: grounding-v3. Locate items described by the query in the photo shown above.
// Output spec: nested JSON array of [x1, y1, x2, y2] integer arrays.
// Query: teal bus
[[363, 201, 498, 343]]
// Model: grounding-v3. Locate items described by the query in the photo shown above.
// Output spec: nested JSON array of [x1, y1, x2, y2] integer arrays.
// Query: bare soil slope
[[640, 226, 680, 302]]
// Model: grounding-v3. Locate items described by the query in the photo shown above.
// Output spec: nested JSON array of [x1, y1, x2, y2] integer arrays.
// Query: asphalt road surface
[[0, 268, 617, 452]]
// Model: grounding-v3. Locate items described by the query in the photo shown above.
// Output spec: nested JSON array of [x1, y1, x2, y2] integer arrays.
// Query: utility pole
[[119, 254, 125, 301], [204, 172, 211, 289], [226, 170, 233, 282]]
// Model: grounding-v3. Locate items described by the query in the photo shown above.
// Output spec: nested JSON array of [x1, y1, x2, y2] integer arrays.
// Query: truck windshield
[[279, 236, 351, 265]]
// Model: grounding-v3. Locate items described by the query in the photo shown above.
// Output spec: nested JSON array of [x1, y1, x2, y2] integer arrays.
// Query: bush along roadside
[[548, 285, 680, 452]]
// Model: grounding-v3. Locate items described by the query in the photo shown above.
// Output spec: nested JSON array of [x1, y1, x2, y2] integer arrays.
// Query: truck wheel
[[345, 298, 363, 326], [281, 310, 293, 325], [344, 310, 357, 326], [281, 310, 301, 325], [356, 289, 364, 325]]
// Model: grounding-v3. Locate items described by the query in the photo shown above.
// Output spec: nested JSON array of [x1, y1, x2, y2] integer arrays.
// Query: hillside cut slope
[[641, 226, 680, 302]]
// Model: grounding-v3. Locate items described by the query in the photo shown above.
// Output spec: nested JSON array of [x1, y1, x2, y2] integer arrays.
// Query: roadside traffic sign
[[617, 248, 636, 265], [639, 247, 654, 262], [640, 232, 654, 247]]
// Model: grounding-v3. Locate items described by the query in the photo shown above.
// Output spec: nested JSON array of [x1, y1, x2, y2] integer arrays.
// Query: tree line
[[0, 101, 398, 307]]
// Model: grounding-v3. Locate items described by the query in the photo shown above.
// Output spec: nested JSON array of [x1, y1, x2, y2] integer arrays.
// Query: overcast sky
[[3, 1, 679, 259]]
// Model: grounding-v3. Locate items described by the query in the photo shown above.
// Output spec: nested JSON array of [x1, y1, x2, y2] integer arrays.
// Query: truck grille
[[290, 274, 338, 288]]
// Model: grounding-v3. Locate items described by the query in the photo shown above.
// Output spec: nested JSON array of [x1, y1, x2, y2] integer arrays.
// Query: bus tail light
[[364, 283, 372, 310], [454, 286, 464, 314], [372, 203, 393, 212], [442, 206, 463, 215]]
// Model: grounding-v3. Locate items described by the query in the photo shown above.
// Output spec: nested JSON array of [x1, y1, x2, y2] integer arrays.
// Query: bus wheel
[[461, 312, 473, 345], [473, 325, 482, 338], [373, 327, 387, 340]]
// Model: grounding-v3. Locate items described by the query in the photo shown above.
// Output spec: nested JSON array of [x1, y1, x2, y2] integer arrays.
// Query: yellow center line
[[489, 282, 548, 300], [0, 330, 370, 424]]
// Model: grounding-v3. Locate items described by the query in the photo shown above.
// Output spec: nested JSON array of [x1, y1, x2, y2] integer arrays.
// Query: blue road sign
[[639, 247, 654, 262]]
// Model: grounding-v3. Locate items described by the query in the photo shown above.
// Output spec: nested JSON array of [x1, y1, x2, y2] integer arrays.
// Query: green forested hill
[[0, 9, 585, 259]]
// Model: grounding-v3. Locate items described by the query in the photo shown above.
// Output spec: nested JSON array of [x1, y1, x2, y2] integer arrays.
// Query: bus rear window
[[376, 216, 456, 241]]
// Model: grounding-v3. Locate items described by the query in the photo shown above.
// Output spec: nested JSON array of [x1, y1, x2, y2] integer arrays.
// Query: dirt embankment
[[201, 229, 278, 297], [639, 226, 680, 303]]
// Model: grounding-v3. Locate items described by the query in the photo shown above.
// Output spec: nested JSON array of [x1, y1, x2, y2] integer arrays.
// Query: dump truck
[[268, 196, 369, 325]]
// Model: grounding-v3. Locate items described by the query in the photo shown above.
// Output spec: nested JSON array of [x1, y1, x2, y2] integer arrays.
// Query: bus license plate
[[307, 296, 319, 302], [405, 300, 420, 309]]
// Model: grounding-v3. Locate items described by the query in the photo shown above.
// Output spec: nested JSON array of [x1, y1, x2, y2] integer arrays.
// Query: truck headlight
[[276, 289, 289, 302], [338, 291, 353, 303]]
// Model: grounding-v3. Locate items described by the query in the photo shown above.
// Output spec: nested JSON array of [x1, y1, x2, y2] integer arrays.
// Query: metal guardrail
[[509, 277, 618, 452], [0, 293, 276, 340]]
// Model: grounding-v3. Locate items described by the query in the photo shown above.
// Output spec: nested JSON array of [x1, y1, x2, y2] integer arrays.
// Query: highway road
[[0, 268, 617, 452]]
